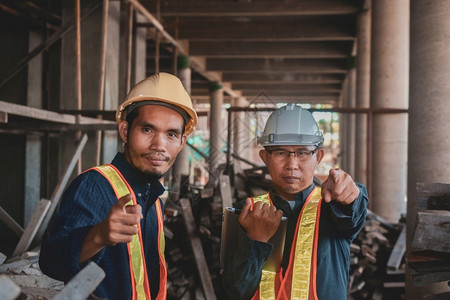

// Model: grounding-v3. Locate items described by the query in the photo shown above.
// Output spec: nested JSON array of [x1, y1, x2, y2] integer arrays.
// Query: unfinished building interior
[[0, 0, 449, 299]]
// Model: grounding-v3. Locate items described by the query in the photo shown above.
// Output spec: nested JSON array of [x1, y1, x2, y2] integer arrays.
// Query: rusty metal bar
[[127, 0, 186, 55], [125, 3, 133, 92], [75, 0, 83, 173], [172, 17, 179, 76], [75, 0, 82, 113], [95, 0, 109, 165], [154, 0, 160, 73], [226, 107, 233, 170], [367, 110, 373, 207]]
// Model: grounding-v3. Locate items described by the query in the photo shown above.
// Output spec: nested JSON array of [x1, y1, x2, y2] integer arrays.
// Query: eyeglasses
[[266, 148, 318, 161]]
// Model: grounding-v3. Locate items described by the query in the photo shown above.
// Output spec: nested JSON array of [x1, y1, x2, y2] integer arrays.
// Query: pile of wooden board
[[348, 210, 406, 299], [0, 249, 105, 300]]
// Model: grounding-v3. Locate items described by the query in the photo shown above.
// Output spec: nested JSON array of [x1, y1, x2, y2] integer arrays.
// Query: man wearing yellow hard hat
[[40, 73, 198, 300]]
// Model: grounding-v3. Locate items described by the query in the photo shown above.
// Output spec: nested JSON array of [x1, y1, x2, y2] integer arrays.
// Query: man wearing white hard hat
[[40, 73, 198, 300], [222, 104, 368, 299]]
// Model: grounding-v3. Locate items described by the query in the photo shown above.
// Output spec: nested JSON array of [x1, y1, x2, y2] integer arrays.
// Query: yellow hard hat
[[116, 72, 198, 135]]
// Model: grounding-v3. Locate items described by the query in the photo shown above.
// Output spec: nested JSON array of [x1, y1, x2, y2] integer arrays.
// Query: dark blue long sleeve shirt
[[222, 183, 368, 300], [39, 152, 165, 300]]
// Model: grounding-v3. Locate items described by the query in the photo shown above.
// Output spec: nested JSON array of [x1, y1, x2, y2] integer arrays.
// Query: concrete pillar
[[209, 82, 225, 175], [172, 56, 191, 185], [355, 4, 371, 186], [24, 30, 43, 226], [231, 97, 247, 171], [338, 77, 348, 170], [407, 1, 450, 298], [133, 11, 147, 84], [345, 66, 356, 177], [370, 0, 409, 223], [101, 0, 120, 164]]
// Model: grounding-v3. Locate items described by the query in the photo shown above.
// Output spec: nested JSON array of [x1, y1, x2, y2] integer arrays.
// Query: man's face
[[259, 145, 324, 200], [119, 105, 186, 182]]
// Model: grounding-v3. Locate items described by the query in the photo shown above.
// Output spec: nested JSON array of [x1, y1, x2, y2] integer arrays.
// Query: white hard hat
[[116, 72, 198, 135], [258, 104, 324, 147]]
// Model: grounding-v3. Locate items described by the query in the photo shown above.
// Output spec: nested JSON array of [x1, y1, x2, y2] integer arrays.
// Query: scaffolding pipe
[[95, 0, 109, 165], [154, 0, 160, 73], [75, 0, 83, 173]]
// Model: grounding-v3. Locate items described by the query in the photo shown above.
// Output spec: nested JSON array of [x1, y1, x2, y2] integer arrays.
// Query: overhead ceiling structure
[[142, 0, 364, 106], [0, 0, 364, 108]]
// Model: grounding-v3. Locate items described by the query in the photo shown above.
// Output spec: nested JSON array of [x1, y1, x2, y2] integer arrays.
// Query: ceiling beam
[[189, 41, 353, 58], [158, 1, 360, 17], [221, 73, 345, 83], [204, 58, 349, 73], [174, 16, 356, 41]]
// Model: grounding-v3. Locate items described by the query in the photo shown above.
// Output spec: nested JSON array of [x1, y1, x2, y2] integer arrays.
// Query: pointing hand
[[321, 168, 359, 205]]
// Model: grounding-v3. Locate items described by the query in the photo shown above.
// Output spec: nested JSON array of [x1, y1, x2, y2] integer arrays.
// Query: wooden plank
[[407, 251, 450, 273], [0, 206, 24, 237], [0, 100, 115, 125], [17, 286, 59, 299], [0, 111, 7, 123], [411, 210, 450, 253], [35, 133, 88, 243], [0, 260, 32, 274], [410, 267, 450, 287], [0, 275, 21, 300], [219, 174, 233, 208], [52, 262, 105, 300], [387, 224, 406, 271], [0, 100, 75, 124], [0, 252, 6, 264], [416, 182, 450, 211], [180, 198, 217, 300], [366, 209, 396, 231], [12, 199, 51, 257]]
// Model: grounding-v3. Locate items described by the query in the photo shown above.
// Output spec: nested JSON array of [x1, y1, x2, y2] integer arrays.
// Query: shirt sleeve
[[327, 182, 369, 240], [221, 226, 273, 300], [39, 171, 114, 282]]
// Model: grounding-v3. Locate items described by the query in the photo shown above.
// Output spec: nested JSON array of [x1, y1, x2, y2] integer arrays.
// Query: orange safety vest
[[250, 187, 322, 300], [93, 164, 167, 300]]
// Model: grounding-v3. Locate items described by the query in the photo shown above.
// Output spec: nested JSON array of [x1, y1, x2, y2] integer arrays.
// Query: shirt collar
[[269, 183, 316, 211], [111, 152, 165, 199]]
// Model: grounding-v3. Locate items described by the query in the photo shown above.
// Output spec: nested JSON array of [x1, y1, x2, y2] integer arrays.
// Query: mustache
[[141, 152, 170, 162]]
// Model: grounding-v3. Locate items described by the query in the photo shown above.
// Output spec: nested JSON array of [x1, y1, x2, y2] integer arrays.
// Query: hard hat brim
[[116, 96, 198, 136], [258, 133, 324, 148]]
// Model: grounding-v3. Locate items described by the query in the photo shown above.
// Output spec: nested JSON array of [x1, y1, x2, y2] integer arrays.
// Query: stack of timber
[[348, 211, 406, 299], [406, 182, 450, 298], [0, 249, 105, 300]]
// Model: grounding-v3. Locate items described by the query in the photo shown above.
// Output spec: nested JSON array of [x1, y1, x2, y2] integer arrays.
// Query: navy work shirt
[[222, 183, 369, 300], [39, 152, 165, 300]]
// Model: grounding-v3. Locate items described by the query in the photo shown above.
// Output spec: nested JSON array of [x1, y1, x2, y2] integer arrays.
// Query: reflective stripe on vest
[[93, 164, 167, 300], [249, 193, 277, 300], [251, 188, 322, 300]]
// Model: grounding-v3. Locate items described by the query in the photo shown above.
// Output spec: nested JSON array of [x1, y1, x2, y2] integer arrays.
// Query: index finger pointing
[[329, 168, 340, 183]]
